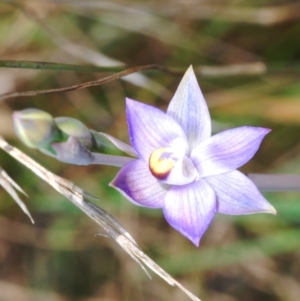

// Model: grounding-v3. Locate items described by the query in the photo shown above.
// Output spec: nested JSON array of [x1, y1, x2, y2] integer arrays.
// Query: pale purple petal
[[204, 170, 276, 215], [192, 126, 271, 177], [110, 159, 168, 208], [163, 180, 216, 246], [126, 98, 187, 161], [167, 66, 211, 149]]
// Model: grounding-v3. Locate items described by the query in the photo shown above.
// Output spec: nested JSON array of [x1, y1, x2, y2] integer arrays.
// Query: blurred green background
[[1, 0, 300, 300]]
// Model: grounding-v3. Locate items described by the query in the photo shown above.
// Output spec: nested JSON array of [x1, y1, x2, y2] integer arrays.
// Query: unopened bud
[[51, 136, 94, 165], [55, 117, 94, 150], [13, 109, 61, 148]]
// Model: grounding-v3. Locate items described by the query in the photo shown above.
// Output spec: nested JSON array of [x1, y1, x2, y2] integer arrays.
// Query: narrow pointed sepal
[[205, 170, 277, 215], [126, 98, 187, 160], [192, 126, 271, 177], [163, 180, 216, 246], [90, 130, 137, 157], [110, 160, 167, 208], [167, 66, 211, 149]]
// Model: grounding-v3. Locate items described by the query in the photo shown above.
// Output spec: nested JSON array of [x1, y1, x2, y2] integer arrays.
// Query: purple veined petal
[[126, 98, 188, 160], [204, 170, 276, 215], [191, 126, 271, 178], [110, 159, 168, 208], [167, 66, 211, 150], [51, 136, 94, 165], [163, 180, 216, 246]]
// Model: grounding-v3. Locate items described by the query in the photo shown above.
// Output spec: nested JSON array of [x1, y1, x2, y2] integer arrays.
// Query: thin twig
[[0, 59, 266, 77], [0, 64, 161, 101], [0, 135, 201, 301], [0, 61, 267, 102]]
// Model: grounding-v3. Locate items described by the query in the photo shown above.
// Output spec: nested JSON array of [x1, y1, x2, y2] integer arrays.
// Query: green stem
[[0, 60, 125, 73]]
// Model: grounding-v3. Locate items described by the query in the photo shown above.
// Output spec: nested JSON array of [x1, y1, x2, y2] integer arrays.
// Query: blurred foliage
[[1, 0, 300, 301]]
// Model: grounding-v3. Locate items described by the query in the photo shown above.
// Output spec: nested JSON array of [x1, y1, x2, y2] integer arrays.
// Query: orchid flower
[[110, 66, 276, 246], [13, 66, 276, 246]]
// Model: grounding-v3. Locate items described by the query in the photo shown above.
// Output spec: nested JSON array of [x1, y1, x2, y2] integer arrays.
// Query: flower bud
[[55, 117, 94, 150], [51, 136, 94, 165], [12, 109, 62, 149]]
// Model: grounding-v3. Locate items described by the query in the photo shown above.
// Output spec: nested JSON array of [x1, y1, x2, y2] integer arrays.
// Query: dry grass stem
[[0, 167, 33, 223], [0, 135, 201, 301]]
